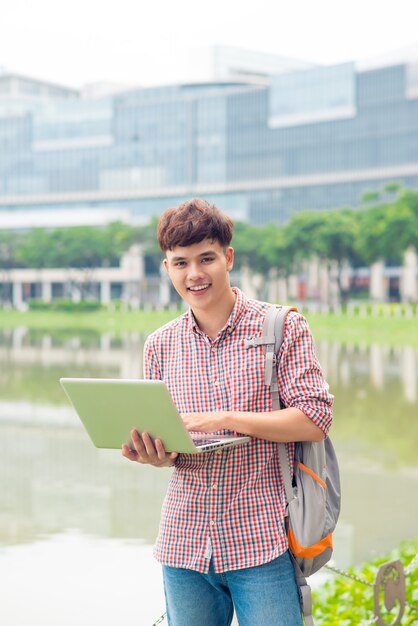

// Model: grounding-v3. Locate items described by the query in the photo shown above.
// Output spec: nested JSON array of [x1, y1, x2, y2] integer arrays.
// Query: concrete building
[[1, 247, 416, 309], [0, 246, 150, 310], [2, 46, 418, 228]]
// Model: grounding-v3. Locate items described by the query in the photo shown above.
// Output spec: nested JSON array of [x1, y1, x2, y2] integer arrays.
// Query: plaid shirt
[[144, 287, 333, 573]]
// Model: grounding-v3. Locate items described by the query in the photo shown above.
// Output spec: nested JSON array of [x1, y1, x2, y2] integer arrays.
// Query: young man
[[122, 198, 333, 626]]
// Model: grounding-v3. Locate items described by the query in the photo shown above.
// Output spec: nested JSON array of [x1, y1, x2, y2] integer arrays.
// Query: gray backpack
[[245, 305, 341, 626]]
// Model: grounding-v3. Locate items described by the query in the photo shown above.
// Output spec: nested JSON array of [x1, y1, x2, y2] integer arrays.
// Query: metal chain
[[405, 553, 418, 576], [404, 552, 418, 613], [151, 612, 166, 626], [324, 563, 375, 588], [325, 552, 417, 587], [325, 555, 418, 615]]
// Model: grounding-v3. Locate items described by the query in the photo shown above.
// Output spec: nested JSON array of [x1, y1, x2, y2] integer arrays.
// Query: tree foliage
[[355, 195, 418, 265], [15, 222, 137, 269], [3, 189, 418, 273]]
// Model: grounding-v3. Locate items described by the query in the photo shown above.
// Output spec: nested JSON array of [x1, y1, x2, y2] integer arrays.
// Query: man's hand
[[121, 430, 178, 468], [181, 411, 227, 433]]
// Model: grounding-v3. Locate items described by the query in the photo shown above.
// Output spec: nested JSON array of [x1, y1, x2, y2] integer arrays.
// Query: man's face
[[163, 239, 234, 311]]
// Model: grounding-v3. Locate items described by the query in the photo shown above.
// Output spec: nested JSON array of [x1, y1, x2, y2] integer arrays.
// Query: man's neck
[[192, 288, 236, 340]]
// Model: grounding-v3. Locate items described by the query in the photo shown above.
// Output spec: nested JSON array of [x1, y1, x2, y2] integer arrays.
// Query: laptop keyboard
[[192, 437, 221, 447]]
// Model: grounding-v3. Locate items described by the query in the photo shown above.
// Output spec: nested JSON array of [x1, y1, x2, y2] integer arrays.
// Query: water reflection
[[0, 327, 417, 574], [0, 328, 143, 407], [0, 327, 143, 380], [1, 328, 417, 412], [317, 340, 418, 405], [0, 422, 169, 546]]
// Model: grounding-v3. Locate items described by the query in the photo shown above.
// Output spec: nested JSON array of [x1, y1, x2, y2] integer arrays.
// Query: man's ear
[[226, 247, 234, 272], [163, 258, 169, 273]]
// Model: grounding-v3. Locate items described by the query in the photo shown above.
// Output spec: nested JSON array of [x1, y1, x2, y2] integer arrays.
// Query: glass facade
[[1, 60, 418, 226], [269, 62, 356, 127]]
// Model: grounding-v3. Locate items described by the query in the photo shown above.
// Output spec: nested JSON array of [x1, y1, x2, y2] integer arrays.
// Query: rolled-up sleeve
[[277, 312, 333, 436]]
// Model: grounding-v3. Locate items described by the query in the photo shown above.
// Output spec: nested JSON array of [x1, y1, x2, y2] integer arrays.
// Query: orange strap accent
[[288, 529, 333, 560], [298, 462, 327, 490]]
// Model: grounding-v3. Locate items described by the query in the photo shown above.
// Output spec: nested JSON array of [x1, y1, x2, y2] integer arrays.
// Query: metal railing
[[324, 554, 418, 625]]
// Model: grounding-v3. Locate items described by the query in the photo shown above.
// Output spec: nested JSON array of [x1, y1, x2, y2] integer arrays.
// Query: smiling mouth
[[187, 284, 211, 293]]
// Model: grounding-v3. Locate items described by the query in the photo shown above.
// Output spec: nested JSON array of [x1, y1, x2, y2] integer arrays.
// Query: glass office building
[[1, 53, 418, 227]]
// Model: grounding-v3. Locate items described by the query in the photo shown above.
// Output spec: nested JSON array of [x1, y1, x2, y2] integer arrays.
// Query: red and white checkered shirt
[[144, 287, 333, 573]]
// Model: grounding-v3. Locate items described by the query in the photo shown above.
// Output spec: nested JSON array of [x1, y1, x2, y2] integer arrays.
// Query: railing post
[[373, 560, 405, 625]]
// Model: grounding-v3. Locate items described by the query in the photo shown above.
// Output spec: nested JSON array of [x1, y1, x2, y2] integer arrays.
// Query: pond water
[[0, 328, 417, 626]]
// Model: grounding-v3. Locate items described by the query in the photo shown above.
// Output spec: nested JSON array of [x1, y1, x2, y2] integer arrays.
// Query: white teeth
[[189, 284, 210, 291]]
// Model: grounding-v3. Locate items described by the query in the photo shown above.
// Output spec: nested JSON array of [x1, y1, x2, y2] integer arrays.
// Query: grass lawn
[[0, 308, 416, 346], [306, 312, 418, 347]]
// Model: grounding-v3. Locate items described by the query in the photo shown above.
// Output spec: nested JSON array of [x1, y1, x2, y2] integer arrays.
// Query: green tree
[[0, 230, 25, 304], [231, 221, 265, 272], [282, 211, 325, 262], [314, 209, 359, 264], [15, 222, 137, 269], [282, 209, 360, 303], [315, 209, 361, 302], [361, 190, 380, 204], [133, 217, 165, 274], [256, 224, 293, 275], [355, 197, 417, 265], [382, 181, 402, 195], [0, 230, 24, 269], [397, 189, 418, 249]]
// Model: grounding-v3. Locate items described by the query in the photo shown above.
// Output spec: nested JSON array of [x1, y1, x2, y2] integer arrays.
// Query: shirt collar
[[187, 287, 247, 338]]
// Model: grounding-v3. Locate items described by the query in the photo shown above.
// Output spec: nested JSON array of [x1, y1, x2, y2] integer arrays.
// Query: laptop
[[60, 377, 250, 454]]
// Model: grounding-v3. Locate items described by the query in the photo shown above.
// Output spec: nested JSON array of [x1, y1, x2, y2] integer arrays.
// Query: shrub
[[53, 299, 102, 312], [312, 540, 418, 625], [108, 300, 124, 312], [28, 299, 102, 312], [28, 300, 51, 311]]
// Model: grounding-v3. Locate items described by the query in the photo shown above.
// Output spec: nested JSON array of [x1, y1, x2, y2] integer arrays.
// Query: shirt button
[[212, 483, 217, 490], [209, 520, 216, 526], [213, 379, 219, 386]]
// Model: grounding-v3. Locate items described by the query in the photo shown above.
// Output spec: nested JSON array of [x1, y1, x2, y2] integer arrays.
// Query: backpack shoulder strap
[[262, 305, 297, 410], [262, 305, 298, 504], [290, 554, 315, 626], [244, 305, 297, 502]]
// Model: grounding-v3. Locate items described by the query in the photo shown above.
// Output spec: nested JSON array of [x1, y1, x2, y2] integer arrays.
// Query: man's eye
[[174, 261, 186, 267], [202, 257, 214, 263]]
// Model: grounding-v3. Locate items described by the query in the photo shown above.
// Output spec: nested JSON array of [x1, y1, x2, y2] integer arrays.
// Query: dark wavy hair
[[157, 198, 234, 251]]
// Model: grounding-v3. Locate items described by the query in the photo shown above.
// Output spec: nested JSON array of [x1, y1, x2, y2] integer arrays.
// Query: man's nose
[[187, 263, 205, 280]]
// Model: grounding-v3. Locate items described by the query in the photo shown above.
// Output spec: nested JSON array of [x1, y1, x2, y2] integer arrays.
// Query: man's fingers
[[125, 431, 151, 464], [123, 430, 178, 467], [155, 438, 165, 459], [131, 429, 145, 454], [121, 444, 138, 461], [141, 432, 158, 460]]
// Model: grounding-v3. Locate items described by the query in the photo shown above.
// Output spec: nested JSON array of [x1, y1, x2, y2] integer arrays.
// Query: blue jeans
[[162, 550, 303, 626]]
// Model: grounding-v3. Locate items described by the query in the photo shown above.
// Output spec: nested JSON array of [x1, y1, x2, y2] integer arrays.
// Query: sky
[[1, 0, 418, 89]]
